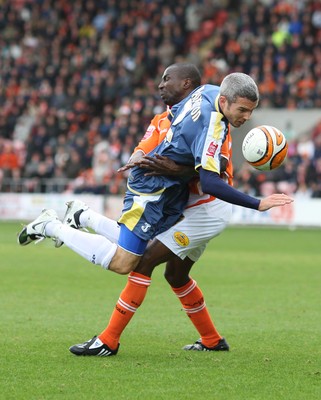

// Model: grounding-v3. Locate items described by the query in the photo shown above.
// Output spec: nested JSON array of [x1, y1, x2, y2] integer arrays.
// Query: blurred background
[[0, 0, 320, 226]]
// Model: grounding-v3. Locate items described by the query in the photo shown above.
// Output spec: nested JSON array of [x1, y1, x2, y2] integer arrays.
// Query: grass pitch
[[1, 222, 321, 400]]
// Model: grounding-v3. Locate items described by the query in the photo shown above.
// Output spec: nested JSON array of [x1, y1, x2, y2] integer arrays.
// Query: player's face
[[158, 67, 188, 106], [220, 96, 258, 128]]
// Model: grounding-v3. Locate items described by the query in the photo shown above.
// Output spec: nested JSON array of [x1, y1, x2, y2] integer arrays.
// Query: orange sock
[[172, 278, 222, 348], [99, 272, 151, 350]]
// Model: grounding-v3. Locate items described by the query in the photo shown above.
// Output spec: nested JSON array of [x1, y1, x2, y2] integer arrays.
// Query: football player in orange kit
[[67, 104, 234, 356]]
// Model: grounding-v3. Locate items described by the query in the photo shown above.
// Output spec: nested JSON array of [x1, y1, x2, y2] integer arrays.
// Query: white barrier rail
[[231, 198, 321, 227], [0, 193, 320, 228]]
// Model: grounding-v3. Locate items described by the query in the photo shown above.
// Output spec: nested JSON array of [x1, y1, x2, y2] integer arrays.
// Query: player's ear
[[219, 95, 227, 106], [219, 95, 228, 110], [183, 78, 192, 89]]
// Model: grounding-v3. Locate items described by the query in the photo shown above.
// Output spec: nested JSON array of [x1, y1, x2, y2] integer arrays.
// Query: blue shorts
[[118, 183, 189, 247], [118, 224, 148, 256]]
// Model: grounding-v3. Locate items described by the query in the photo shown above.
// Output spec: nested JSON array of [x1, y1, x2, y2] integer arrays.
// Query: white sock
[[45, 220, 61, 237], [79, 209, 120, 243], [45, 222, 117, 270]]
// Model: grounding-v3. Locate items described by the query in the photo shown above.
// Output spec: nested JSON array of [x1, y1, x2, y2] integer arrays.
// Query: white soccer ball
[[242, 125, 288, 171]]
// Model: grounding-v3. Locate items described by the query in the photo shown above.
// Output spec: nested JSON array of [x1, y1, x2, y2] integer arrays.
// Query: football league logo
[[141, 124, 155, 141], [173, 231, 190, 247]]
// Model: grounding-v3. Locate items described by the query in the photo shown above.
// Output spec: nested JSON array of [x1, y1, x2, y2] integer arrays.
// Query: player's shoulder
[[201, 84, 220, 102], [189, 84, 220, 110], [171, 85, 220, 126], [151, 110, 168, 124]]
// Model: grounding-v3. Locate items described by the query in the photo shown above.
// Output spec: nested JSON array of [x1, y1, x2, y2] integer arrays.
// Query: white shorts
[[156, 198, 232, 262]]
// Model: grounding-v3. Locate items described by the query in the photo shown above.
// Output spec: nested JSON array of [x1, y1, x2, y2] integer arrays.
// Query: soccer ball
[[242, 125, 288, 171]]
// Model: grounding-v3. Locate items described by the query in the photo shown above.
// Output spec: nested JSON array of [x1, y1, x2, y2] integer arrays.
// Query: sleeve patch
[[206, 141, 218, 157], [141, 125, 155, 141]]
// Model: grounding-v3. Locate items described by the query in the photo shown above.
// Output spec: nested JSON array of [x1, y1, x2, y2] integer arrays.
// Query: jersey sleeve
[[134, 111, 170, 155], [199, 168, 260, 210], [193, 102, 228, 176]]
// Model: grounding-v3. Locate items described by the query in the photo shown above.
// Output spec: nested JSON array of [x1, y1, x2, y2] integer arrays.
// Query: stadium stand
[[0, 0, 320, 197]]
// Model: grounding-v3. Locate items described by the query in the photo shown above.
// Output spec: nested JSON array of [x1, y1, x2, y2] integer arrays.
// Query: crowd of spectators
[[0, 0, 320, 197]]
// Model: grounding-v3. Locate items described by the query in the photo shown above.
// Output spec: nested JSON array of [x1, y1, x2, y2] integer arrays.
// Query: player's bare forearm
[[135, 154, 195, 177], [258, 194, 294, 211]]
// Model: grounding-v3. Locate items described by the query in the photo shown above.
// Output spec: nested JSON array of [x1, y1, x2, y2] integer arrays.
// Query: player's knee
[[112, 264, 134, 275], [135, 250, 157, 276], [109, 249, 140, 275], [164, 269, 176, 286], [164, 268, 190, 288], [110, 258, 139, 274]]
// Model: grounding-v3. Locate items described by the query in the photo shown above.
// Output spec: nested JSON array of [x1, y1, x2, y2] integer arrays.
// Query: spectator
[[306, 157, 321, 198], [0, 140, 20, 191]]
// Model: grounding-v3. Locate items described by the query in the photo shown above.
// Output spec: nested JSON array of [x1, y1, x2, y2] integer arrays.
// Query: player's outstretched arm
[[199, 168, 293, 211], [258, 194, 293, 211]]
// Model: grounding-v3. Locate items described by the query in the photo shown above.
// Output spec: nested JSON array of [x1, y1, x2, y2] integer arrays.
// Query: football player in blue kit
[[19, 65, 293, 276], [18, 63, 293, 356]]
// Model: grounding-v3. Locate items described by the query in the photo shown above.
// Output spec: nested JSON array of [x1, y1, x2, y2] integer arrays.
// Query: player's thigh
[[135, 239, 175, 277]]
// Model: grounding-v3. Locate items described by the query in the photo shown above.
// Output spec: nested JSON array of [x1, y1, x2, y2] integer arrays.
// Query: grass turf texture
[[1, 222, 320, 400]]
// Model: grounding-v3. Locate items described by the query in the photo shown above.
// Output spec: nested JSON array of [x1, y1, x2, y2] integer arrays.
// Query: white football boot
[[17, 209, 59, 246]]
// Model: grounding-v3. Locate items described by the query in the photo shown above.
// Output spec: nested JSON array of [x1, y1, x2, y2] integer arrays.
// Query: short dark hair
[[169, 63, 202, 89]]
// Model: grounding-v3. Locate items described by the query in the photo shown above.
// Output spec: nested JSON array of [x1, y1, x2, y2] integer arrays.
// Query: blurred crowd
[[0, 0, 320, 197]]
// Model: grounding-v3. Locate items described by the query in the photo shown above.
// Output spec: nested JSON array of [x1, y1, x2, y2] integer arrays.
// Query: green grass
[[1, 222, 321, 400]]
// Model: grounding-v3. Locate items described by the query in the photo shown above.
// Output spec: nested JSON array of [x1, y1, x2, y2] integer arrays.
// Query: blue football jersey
[[127, 84, 229, 195]]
